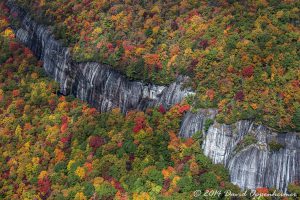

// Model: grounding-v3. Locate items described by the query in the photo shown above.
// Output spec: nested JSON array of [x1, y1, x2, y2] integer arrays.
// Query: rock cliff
[[8, 0, 193, 113], [180, 109, 300, 192]]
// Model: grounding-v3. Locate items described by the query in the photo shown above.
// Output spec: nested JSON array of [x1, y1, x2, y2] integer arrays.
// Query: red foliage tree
[[38, 177, 51, 195], [242, 66, 254, 78], [12, 89, 20, 97], [122, 41, 135, 51], [113, 181, 124, 192], [89, 135, 105, 149], [158, 104, 166, 114], [199, 40, 209, 49], [61, 134, 72, 143], [106, 43, 114, 53], [133, 116, 145, 133], [235, 91, 245, 101], [178, 104, 190, 114]]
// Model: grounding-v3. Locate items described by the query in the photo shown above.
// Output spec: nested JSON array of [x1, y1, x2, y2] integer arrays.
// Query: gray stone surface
[[8, 1, 193, 113], [179, 109, 300, 192]]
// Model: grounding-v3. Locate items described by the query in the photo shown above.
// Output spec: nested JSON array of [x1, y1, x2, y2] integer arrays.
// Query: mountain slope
[[9, 0, 300, 131], [0, 4, 242, 199]]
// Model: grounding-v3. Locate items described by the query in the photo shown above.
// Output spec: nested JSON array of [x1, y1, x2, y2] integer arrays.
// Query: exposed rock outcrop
[[7, 0, 194, 113], [180, 109, 300, 192]]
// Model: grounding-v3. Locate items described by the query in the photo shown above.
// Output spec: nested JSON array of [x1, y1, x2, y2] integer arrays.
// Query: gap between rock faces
[[6, 0, 300, 193]]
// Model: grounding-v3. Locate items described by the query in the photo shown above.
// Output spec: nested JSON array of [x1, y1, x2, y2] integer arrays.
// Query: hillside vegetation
[[1, 1, 300, 199], [0, 4, 245, 199], [10, 0, 300, 131]]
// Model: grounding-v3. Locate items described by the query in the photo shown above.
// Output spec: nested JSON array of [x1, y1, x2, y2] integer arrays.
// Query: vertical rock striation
[[7, 0, 194, 113], [179, 109, 300, 192], [179, 109, 217, 138]]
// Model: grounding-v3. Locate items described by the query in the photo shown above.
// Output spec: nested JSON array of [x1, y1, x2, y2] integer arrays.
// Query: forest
[[10, 0, 300, 131], [1, 0, 300, 199], [0, 4, 243, 199]]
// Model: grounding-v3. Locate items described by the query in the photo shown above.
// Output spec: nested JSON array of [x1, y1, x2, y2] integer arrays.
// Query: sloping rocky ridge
[[7, 0, 300, 193], [179, 109, 300, 192], [7, 0, 194, 113]]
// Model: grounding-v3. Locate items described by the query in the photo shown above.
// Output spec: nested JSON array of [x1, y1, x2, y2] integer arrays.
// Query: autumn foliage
[[89, 135, 105, 149], [10, 0, 300, 130], [0, 20, 243, 198], [242, 66, 254, 78], [0, 1, 299, 199]]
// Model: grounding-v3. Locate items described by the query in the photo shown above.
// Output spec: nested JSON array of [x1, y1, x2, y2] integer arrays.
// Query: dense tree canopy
[[9, 0, 300, 131], [1, 1, 300, 199], [0, 5, 244, 198]]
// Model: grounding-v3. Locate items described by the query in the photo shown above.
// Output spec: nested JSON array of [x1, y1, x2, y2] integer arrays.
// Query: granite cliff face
[[7, 1, 194, 113], [180, 109, 300, 192], [7, 0, 300, 193]]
